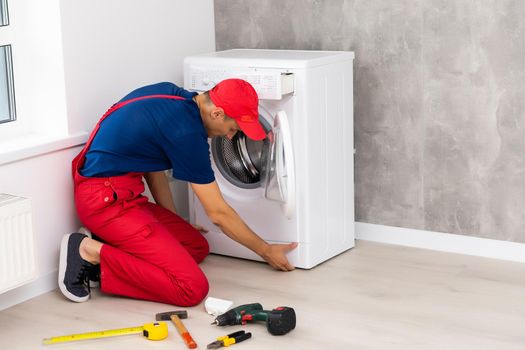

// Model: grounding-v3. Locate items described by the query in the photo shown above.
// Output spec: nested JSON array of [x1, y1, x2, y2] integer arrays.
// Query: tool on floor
[[42, 321, 168, 344], [210, 303, 296, 335], [207, 330, 252, 349], [156, 310, 197, 349]]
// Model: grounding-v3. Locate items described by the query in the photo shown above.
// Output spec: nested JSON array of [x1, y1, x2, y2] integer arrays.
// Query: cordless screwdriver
[[210, 303, 296, 335]]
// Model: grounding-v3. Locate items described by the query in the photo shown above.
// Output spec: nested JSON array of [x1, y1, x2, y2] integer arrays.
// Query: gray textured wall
[[214, 0, 525, 243]]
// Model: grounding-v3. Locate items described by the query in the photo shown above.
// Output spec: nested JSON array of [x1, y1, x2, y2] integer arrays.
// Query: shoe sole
[[58, 233, 89, 302]]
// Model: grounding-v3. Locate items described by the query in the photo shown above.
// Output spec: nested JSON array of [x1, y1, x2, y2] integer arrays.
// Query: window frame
[[0, 0, 84, 166], [0, 0, 16, 126], [0, 0, 19, 134]]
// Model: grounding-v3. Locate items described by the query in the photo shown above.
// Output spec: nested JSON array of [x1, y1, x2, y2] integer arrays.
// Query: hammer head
[[155, 310, 188, 321]]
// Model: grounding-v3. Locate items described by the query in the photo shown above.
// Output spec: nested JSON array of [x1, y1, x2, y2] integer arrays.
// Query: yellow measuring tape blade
[[43, 322, 168, 344]]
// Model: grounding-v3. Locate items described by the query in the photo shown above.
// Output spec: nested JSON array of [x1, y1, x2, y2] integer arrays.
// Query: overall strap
[[76, 94, 187, 170], [101, 94, 186, 121]]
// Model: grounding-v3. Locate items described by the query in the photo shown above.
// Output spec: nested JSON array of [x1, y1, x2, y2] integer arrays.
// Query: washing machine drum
[[211, 131, 270, 189]]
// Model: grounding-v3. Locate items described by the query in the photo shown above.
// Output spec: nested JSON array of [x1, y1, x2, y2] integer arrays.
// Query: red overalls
[[72, 95, 209, 306]]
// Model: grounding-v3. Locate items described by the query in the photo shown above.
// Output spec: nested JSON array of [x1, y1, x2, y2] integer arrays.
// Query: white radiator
[[0, 194, 38, 293]]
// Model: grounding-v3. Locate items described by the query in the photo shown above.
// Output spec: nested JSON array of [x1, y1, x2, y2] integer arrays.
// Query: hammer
[[156, 310, 197, 349]]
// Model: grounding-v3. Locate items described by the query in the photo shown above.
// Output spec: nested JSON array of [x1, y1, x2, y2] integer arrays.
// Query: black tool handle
[[235, 332, 252, 343], [227, 330, 246, 338]]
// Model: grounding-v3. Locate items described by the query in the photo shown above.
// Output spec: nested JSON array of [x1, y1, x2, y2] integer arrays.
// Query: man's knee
[[186, 276, 209, 306], [171, 272, 209, 306]]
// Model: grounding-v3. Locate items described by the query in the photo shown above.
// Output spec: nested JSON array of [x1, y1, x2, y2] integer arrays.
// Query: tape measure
[[42, 321, 168, 344]]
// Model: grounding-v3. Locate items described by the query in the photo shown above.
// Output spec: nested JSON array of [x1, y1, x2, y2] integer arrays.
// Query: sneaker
[[87, 264, 101, 289], [58, 233, 97, 302], [77, 227, 101, 288]]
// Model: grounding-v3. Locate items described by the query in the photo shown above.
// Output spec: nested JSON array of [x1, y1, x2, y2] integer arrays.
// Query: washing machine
[[183, 49, 355, 269]]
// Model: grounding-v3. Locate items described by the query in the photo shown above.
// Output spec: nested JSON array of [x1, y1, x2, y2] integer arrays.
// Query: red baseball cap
[[209, 79, 266, 140]]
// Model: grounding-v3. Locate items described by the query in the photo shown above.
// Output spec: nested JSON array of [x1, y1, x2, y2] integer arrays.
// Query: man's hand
[[261, 242, 298, 271]]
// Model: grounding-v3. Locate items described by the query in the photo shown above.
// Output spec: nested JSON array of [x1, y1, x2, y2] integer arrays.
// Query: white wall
[[0, 0, 215, 310], [60, 0, 216, 133]]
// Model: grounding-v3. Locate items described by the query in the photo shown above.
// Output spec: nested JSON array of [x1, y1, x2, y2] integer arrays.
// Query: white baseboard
[[0, 271, 57, 311], [355, 222, 525, 263]]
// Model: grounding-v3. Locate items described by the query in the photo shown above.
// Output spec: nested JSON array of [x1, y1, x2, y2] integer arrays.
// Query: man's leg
[[145, 202, 209, 263], [86, 201, 209, 306], [71, 172, 210, 306]]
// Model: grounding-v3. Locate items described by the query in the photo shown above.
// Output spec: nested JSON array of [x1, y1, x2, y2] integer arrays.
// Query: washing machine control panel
[[188, 66, 294, 100]]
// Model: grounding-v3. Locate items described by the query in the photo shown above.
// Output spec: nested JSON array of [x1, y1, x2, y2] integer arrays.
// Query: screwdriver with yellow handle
[[42, 321, 168, 344]]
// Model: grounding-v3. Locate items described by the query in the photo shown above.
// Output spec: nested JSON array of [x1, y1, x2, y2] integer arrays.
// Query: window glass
[[0, 45, 15, 124], [0, 0, 8, 27]]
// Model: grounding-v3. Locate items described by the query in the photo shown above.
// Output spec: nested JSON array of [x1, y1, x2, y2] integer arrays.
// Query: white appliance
[[184, 49, 355, 269]]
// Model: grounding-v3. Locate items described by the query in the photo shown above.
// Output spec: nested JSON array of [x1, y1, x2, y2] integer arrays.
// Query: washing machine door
[[264, 111, 295, 219], [210, 110, 295, 218]]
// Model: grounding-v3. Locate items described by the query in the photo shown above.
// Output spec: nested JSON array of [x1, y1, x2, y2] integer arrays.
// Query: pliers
[[207, 330, 252, 349]]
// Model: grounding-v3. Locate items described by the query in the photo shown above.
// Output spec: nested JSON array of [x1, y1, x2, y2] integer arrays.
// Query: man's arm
[[144, 171, 177, 213], [191, 181, 297, 271]]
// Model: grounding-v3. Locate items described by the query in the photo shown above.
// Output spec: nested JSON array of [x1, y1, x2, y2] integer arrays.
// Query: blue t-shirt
[[80, 82, 215, 184]]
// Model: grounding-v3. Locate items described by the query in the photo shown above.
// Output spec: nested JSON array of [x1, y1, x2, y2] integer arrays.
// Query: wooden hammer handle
[[170, 315, 197, 349]]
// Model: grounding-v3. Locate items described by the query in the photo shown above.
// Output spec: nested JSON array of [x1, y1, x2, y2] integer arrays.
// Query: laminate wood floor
[[1, 240, 525, 349]]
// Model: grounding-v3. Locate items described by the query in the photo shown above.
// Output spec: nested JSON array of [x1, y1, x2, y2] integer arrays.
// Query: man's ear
[[211, 107, 225, 120]]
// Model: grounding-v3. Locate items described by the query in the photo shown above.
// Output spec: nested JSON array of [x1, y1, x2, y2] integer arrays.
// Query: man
[[59, 79, 297, 306]]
